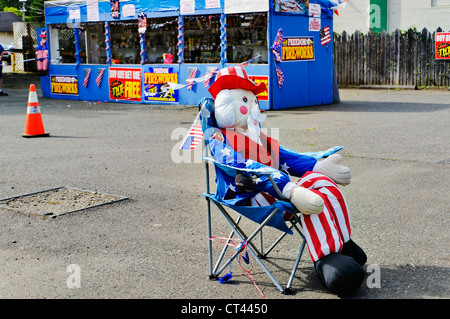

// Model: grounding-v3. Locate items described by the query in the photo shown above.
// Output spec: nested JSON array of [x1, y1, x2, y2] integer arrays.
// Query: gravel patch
[[0, 187, 128, 218]]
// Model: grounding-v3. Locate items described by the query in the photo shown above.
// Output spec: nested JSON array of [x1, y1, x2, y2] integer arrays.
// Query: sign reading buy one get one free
[[109, 67, 142, 102], [435, 32, 450, 60]]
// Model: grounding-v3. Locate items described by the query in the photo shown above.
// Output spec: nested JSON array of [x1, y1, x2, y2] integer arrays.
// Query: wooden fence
[[333, 28, 450, 87]]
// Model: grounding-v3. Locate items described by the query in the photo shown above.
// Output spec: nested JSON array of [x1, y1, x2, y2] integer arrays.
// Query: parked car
[[1, 43, 12, 64]]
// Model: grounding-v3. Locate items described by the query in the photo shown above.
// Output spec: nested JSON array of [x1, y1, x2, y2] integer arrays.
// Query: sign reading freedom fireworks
[[282, 36, 315, 61], [51, 75, 79, 95], [144, 67, 179, 102], [435, 32, 450, 60]]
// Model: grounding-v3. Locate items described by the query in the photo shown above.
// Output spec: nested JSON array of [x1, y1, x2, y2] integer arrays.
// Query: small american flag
[[96, 68, 105, 87], [181, 125, 203, 150], [320, 26, 331, 46], [83, 68, 91, 87], [186, 67, 198, 90], [238, 54, 261, 68], [180, 112, 203, 150]]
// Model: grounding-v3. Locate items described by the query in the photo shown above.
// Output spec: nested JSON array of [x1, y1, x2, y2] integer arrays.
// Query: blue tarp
[[45, 0, 226, 21]]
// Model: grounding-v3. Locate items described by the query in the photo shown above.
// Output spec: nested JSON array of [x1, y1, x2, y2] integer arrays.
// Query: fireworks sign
[[282, 36, 315, 62], [435, 32, 450, 60], [143, 67, 179, 102], [51, 75, 78, 95]]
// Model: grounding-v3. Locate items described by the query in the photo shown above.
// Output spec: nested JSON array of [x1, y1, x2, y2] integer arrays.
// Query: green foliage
[[26, 0, 45, 22], [0, 0, 21, 10], [3, 6, 21, 17], [1, 0, 45, 23]]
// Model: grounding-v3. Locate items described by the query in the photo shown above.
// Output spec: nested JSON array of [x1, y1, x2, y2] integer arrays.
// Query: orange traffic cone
[[22, 84, 49, 138]]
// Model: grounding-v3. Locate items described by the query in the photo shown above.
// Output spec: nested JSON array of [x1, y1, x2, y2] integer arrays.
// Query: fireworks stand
[[41, 0, 338, 110]]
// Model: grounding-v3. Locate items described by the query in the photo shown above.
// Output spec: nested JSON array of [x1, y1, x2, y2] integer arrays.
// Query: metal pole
[[286, 239, 306, 290], [212, 216, 241, 274]]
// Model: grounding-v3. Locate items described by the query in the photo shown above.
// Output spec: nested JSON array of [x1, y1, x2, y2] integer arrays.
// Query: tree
[[1, 0, 45, 23], [27, 0, 45, 22], [0, 1, 21, 11]]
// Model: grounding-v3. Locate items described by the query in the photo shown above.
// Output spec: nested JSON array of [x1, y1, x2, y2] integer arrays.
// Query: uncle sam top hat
[[208, 66, 267, 99]]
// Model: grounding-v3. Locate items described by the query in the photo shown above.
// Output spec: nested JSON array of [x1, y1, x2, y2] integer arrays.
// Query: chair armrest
[[202, 157, 279, 177], [202, 157, 288, 200], [283, 145, 344, 159]]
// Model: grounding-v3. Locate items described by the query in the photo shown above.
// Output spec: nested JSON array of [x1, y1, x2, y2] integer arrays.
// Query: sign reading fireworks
[[143, 67, 179, 102], [51, 75, 79, 95], [282, 36, 315, 61]]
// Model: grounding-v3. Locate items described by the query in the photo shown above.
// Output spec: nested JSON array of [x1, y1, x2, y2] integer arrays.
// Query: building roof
[[0, 12, 22, 33]]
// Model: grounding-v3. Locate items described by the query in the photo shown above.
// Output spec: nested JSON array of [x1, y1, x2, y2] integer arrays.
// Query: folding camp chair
[[198, 97, 341, 295]]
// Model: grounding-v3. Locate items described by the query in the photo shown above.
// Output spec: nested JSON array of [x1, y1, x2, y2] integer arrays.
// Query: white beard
[[246, 106, 266, 145]]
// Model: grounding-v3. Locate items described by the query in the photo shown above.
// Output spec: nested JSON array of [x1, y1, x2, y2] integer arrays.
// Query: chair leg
[[259, 229, 264, 257], [212, 216, 241, 275], [206, 197, 214, 279], [285, 237, 306, 291]]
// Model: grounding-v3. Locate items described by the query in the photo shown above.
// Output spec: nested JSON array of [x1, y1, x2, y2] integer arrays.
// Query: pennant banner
[[166, 55, 262, 95], [203, 67, 218, 88], [186, 67, 198, 90], [96, 68, 105, 86], [83, 68, 91, 87]]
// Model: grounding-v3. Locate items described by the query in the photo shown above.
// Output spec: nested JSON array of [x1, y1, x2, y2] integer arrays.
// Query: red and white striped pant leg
[[250, 192, 293, 220], [296, 172, 352, 262]]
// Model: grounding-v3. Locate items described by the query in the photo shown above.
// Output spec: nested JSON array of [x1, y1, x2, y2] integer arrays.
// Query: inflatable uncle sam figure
[[206, 65, 367, 296]]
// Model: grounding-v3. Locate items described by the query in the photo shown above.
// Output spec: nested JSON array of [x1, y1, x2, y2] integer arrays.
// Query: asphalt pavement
[[0, 71, 448, 302]]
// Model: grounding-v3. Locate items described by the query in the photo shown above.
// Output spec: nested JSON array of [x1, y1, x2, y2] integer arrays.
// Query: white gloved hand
[[288, 185, 324, 215], [314, 154, 352, 186]]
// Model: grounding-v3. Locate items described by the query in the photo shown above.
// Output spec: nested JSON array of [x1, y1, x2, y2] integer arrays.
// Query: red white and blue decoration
[[320, 25, 331, 45], [271, 28, 285, 88]]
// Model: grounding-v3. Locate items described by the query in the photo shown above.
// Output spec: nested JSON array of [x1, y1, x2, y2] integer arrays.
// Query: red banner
[[248, 75, 269, 101], [109, 67, 142, 101], [435, 32, 450, 60]]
